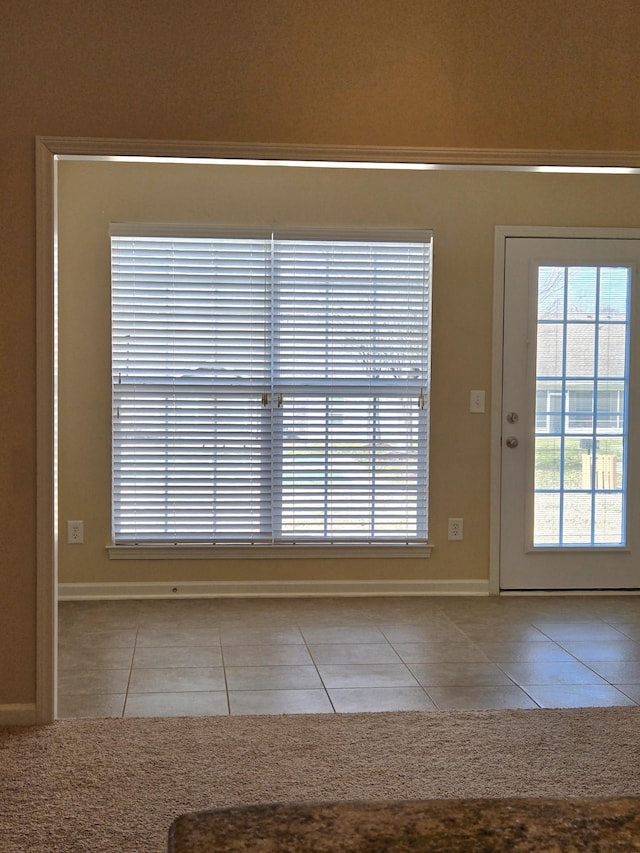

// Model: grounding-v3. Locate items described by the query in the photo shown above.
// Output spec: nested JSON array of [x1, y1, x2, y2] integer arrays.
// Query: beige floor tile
[[612, 623, 640, 641], [580, 660, 640, 683], [229, 689, 333, 715], [407, 662, 513, 687], [58, 627, 138, 648], [555, 639, 640, 661], [225, 665, 323, 691], [378, 624, 465, 644], [532, 622, 631, 642], [58, 645, 134, 670], [328, 687, 437, 713], [475, 641, 575, 663], [137, 599, 220, 623], [520, 605, 602, 621], [59, 600, 140, 629], [615, 684, 640, 703], [392, 642, 488, 664], [307, 643, 401, 665], [221, 645, 313, 666], [136, 626, 220, 647], [137, 611, 220, 630], [296, 614, 382, 630], [300, 626, 388, 644], [124, 691, 229, 717], [57, 693, 126, 719], [128, 666, 226, 693], [497, 660, 607, 685], [520, 684, 637, 708], [133, 646, 224, 668], [316, 663, 419, 689], [426, 685, 539, 710], [57, 668, 131, 695], [453, 622, 549, 642], [219, 626, 305, 645]]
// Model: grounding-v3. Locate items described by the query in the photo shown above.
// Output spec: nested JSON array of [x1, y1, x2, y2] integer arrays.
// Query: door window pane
[[567, 267, 597, 319], [536, 325, 564, 377], [599, 267, 629, 319], [596, 381, 625, 431], [565, 325, 595, 376], [534, 437, 561, 489], [537, 267, 565, 319], [597, 324, 627, 376], [533, 492, 560, 545], [562, 493, 593, 544]]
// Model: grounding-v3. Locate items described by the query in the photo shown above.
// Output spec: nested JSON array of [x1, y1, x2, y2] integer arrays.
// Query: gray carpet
[[2, 708, 640, 852]]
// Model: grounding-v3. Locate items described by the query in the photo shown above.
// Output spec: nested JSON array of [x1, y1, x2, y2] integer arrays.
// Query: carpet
[[2, 707, 640, 852]]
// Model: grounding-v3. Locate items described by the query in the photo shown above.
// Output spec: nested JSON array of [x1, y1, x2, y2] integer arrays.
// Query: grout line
[[121, 623, 141, 717], [219, 641, 232, 716], [298, 621, 337, 713]]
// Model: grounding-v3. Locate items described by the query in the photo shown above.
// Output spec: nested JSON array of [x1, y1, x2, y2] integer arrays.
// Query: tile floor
[[57, 595, 640, 719]]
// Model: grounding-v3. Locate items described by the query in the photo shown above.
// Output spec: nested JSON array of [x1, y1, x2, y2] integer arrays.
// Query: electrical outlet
[[447, 517, 463, 540], [67, 520, 84, 544]]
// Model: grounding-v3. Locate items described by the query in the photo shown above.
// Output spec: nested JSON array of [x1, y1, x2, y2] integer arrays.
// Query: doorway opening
[[36, 138, 640, 722]]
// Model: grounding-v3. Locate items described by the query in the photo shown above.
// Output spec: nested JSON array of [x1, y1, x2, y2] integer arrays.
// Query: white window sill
[[107, 543, 433, 560]]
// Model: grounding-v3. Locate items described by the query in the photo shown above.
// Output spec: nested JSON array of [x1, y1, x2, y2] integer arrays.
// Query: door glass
[[533, 265, 630, 547]]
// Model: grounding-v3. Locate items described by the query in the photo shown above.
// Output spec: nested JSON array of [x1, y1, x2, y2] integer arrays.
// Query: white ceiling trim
[[37, 136, 640, 170]]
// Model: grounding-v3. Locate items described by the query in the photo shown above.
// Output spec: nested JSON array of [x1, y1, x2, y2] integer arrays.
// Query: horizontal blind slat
[[112, 233, 431, 544]]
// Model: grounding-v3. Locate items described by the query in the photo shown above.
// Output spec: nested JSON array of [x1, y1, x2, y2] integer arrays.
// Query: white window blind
[[111, 227, 432, 546]]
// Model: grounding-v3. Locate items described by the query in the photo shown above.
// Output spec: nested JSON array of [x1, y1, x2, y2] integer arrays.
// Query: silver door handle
[[506, 412, 519, 424], [505, 436, 519, 448]]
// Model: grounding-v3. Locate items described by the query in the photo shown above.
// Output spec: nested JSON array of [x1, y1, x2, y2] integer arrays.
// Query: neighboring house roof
[[536, 314, 627, 381]]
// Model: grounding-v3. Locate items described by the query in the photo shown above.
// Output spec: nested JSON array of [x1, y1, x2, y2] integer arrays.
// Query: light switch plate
[[470, 390, 485, 413]]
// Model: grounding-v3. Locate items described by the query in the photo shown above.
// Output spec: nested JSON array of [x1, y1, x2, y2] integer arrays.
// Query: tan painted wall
[[2, 0, 640, 707], [58, 161, 640, 589]]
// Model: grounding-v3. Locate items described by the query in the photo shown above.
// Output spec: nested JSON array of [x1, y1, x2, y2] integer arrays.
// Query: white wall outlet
[[67, 520, 84, 544], [470, 390, 485, 413], [447, 517, 463, 540]]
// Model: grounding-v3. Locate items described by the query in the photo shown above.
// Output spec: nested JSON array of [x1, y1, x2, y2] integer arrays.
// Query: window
[[111, 227, 432, 547]]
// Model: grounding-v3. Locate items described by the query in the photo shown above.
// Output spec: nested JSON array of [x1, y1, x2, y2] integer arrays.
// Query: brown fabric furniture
[[169, 797, 640, 851]]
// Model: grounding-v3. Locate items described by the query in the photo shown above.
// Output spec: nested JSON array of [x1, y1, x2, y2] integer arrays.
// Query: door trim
[[490, 226, 640, 593]]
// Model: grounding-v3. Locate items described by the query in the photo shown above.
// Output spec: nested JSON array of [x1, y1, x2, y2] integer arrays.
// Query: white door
[[499, 234, 640, 590]]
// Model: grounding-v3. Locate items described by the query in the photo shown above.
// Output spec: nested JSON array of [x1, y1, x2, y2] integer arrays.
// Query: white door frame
[[35, 139, 640, 724], [490, 226, 640, 594]]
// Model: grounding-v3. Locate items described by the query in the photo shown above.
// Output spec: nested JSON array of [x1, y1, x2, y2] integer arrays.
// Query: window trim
[[107, 542, 433, 559]]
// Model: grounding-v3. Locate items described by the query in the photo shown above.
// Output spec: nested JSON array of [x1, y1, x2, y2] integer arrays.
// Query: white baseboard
[[58, 579, 489, 600], [0, 704, 37, 727]]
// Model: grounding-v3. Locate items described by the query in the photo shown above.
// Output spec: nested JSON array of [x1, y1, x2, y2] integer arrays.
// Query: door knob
[[506, 412, 519, 423], [505, 436, 519, 448]]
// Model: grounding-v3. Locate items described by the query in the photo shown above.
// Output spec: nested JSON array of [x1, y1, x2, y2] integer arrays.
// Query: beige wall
[[3, 0, 640, 708], [59, 162, 640, 583], [58, 161, 640, 588]]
